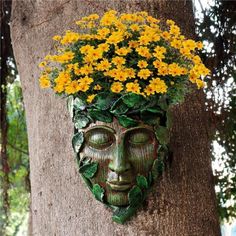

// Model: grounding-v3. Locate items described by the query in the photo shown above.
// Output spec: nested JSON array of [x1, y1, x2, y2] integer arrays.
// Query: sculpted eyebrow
[[86, 125, 115, 134]]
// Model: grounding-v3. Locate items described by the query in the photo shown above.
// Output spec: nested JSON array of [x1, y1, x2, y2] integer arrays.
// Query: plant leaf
[[110, 98, 129, 115], [72, 132, 84, 153], [92, 184, 105, 202], [74, 97, 86, 111], [112, 206, 137, 224], [93, 92, 116, 110], [117, 115, 138, 128], [79, 162, 98, 179], [74, 114, 90, 129], [128, 186, 143, 207], [155, 125, 169, 145], [152, 157, 164, 179], [122, 93, 145, 108], [136, 175, 148, 189], [88, 109, 113, 123], [158, 96, 168, 111]]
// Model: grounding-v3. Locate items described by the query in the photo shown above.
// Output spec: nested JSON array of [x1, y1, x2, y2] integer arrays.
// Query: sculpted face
[[80, 119, 158, 206]]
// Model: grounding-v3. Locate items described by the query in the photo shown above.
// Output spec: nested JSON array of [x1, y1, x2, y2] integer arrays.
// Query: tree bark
[[10, 0, 221, 235]]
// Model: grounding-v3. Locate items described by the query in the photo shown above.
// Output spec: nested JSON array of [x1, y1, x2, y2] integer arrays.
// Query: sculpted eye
[[85, 128, 115, 150], [128, 129, 153, 146]]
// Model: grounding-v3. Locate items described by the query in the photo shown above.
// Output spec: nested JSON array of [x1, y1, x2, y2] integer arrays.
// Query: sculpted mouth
[[107, 181, 132, 191]]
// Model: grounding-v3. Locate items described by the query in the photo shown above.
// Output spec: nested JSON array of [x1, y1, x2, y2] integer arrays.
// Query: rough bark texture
[[11, 1, 221, 235]]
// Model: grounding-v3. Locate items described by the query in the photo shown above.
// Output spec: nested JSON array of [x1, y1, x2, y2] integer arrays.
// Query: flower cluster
[[39, 10, 209, 105]]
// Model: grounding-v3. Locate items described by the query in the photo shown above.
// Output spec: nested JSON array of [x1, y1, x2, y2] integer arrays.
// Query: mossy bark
[[11, 0, 221, 235]]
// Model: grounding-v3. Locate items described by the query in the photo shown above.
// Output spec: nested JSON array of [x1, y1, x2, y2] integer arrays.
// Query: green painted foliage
[[92, 184, 105, 202]]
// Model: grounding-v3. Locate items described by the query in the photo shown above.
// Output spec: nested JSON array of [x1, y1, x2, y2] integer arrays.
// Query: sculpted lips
[[107, 181, 132, 191]]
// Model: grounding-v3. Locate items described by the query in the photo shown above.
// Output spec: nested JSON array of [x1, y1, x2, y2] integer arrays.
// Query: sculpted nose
[[108, 141, 131, 174]]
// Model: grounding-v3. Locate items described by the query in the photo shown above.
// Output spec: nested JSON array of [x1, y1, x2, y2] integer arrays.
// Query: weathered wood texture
[[11, 0, 221, 235]]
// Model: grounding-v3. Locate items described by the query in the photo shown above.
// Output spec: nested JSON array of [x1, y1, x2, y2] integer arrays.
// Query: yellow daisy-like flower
[[137, 60, 148, 69], [93, 84, 102, 90], [111, 82, 123, 93], [39, 75, 51, 88], [126, 82, 141, 94], [87, 94, 96, 103], [112, 56, 126, 66], [138, 69, 152, 79]]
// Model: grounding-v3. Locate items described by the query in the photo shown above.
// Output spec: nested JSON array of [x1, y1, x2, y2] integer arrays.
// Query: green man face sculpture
[[80, 119, 158, 206]]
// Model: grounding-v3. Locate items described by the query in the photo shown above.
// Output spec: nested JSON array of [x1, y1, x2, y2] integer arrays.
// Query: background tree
[[195, 0, 236, 222], [1, 1, 29, 235], [10, 0, 220, 235]]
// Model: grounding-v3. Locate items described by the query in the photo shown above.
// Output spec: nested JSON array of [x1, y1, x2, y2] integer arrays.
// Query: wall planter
[[39, 10, 209, 223]]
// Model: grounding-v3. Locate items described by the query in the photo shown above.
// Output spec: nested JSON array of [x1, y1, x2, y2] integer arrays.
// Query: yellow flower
[[52, 35, 61, 41], [136, 47, 151, 58], [149, 78, 168, 93], [170, 39, 182, 49], [87, 94, 96, 103], [130, 24, 140, 31], [65, 81, 79, 94], [138, 69, 152, 79], [128, 40, 139, 48], [97, 28, 110, 38], [39, 61, 47, 68], [106, 31, 123, 44], [96, 59, 111, 71], [93, 84, 102, 90], [53, 84, 64, 93], [144, 85, 155, 96], [111, 82, 123, 93], [139, 35, 151, 45], [182, 39, 196, 51], [52, 51, 75, 63], [137, 60, 148, 68], [77, 83, 90, 92], [98, 43, 110, 52], [79, 76, 94, 85], [39, 75, 51, 88], [112, 56, 126, 66], [125, 68, 136, 79], [80, 65, 93, 75], [116, 47, 131, 56], [80, 45, 95, 54], [60, 31, 80, 45], [126, 82, 141, 94]]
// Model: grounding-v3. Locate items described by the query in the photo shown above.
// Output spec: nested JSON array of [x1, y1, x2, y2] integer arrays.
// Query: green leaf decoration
[[155, 125, 169, 145], [79, 162, 98, 179], [136, 175, 148, 189], [112, 206, 137, 224], [94, 92, 116, 110], [158, 96, 168, 111], [141, 111, 160, 126], [117, 115, 138, 128], [122, 93, 145, 108], [67, 96, 74, 118], [72, 131, 84, 153], [92, 184, 105, 202], [74, 114, 90, 129], [88, 109, 113, 123], [146, 107, 163, 114], [128, 186, 143, 207], [152, 157, 164, 180], [110, 98, 129, 115], [166, 109, 173, 129], [74, 97, 86, 111]]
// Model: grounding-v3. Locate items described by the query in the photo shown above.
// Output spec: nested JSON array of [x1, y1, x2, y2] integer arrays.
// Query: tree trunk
[[10, 0, 221, 235]]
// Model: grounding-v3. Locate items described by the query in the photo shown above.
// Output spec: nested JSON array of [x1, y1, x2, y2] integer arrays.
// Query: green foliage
[[136, 175, 148, 189], [79, 162, 98, 179], [72, 132, 84, 153], [196, 0, 236, 222], [92, 184, 105, 202], [128, 186, 143, 207]]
